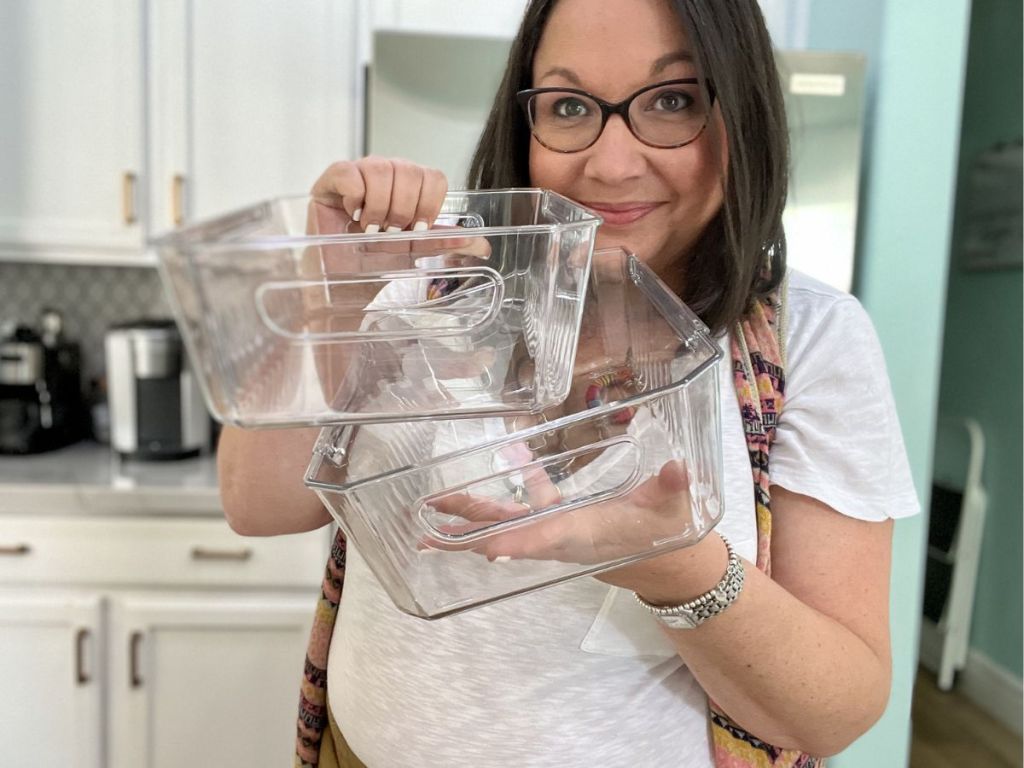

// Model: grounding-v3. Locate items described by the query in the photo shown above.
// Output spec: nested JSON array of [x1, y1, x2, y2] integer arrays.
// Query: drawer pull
[[190, 546, 253, 562], [123, 171, 138, 225], [172, 173, 187, 225], [76, 628, 91, 685], [130, 631, 144, 688], [0, 543, 31, 556]]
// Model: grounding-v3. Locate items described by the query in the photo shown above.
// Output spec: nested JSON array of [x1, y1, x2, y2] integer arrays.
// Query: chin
[[595, 232, 637, 255]]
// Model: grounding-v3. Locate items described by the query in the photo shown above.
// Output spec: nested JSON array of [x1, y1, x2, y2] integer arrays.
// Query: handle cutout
[[418, 435, 643, 545], [255, 266, 504, 342]]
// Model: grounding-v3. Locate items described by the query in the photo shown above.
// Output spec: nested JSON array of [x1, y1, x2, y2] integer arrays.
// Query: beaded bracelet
[[584, 366, 640, 425]]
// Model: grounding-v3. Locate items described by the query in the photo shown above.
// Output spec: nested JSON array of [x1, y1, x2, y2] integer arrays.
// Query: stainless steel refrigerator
[[366, 31, 866, 292]]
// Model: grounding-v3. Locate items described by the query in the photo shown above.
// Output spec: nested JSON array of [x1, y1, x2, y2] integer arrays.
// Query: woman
[[218, 1, 920, 765]]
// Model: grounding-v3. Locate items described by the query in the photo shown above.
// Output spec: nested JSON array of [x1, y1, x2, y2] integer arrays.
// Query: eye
[[552, 97, 591, 118], [650, 90, 694, 112]]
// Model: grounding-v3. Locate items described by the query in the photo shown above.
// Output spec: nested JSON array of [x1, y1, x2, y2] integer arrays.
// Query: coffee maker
[[105, 319, 211, 460], [0, 310, 85, 454]]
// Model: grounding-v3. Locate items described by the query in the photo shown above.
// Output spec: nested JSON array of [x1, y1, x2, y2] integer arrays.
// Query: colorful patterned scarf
[[294, 278, 819, 767], [709, 279, 822, 767]]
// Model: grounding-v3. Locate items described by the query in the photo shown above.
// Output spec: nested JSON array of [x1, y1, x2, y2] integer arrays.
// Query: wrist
[[634, 534, 745, 630], [629, 532, 731, 606]]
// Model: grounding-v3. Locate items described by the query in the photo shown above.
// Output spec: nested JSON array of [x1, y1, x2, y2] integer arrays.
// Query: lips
[[580, 201, 663, 226]]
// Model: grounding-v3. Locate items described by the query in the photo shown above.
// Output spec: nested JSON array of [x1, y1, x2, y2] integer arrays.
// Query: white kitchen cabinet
[[108, 592, 313, 768], [147, 0, 357, 231], [0, 590, 104, 768], [0, 0, 145, 260], [2, 0, 358, 264], [0, 512, 327, 768]]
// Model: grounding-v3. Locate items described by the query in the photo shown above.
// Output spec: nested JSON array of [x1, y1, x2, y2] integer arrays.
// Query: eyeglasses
[[516, 78, 716, 153]]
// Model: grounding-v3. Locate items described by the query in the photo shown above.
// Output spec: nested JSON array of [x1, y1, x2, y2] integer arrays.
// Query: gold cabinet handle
[[172, 174, 187, 225], [122, 172, 138, 225], [0, 543, 31, 556], [190, 546, 253, 562]]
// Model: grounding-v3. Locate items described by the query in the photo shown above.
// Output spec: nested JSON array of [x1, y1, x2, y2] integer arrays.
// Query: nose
[[583, 114, 647, 184]]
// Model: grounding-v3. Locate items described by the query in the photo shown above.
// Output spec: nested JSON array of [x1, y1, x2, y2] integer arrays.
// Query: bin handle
[[254, 266, 504, 342], [417, 435, 644, 545]]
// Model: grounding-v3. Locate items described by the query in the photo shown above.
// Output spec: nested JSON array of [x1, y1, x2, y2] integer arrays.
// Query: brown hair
[[466, 0, 789, 333]]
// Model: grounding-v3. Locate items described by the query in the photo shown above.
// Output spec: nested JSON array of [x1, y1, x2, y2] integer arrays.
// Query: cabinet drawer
[[0, 516, 328, 589]]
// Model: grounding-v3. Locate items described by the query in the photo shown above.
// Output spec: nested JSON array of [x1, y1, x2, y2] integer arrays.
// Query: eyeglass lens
[[527, 81, 709, 152]]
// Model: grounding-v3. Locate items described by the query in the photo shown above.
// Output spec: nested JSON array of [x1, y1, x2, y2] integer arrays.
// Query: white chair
[[920, 417, 988, 690]]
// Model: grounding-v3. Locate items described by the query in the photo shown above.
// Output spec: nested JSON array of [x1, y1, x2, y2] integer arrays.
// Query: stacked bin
[[154, 190, 724, 619]]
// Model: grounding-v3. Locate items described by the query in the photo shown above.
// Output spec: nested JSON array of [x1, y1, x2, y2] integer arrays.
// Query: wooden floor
[[910, 666, 1022, 768]]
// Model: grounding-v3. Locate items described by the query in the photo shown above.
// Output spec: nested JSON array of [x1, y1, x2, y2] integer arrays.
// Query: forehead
[[533, 0, 693, 95]]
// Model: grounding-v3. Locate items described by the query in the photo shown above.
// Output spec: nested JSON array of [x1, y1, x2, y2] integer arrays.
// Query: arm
[[615, 486, 893, 757], [218, 157, 450, 537], [217, 425, 332, 536]]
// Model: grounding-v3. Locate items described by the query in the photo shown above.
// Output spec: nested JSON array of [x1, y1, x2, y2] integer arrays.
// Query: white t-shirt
[[327, 270, 920, 767]]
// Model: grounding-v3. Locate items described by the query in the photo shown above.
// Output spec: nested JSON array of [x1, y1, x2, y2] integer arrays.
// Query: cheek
[[528, 150, 547, 188], [672, 123, 727, 219], [528, 144, 574, 191], [703, 111, 729, 203]]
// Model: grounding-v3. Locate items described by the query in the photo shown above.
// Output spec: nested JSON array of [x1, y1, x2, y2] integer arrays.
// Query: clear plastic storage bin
[[305, 248, 725, 619], [153, 190, 601, 427]]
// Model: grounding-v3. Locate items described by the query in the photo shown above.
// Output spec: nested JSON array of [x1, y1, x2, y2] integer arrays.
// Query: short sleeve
[[770, 290, 921, 521]]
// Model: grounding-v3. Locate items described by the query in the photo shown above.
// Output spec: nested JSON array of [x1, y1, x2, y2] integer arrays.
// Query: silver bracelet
[[633, 535, 745, 630]]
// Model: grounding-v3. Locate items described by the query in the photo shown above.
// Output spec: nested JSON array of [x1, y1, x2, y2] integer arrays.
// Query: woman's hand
[[311, 156, 449, 233], [300, 157, 496, 406], [420, 456, 697, 580]]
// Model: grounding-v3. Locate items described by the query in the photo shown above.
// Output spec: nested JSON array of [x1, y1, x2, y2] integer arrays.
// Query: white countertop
[[0, 441, 223, 516]]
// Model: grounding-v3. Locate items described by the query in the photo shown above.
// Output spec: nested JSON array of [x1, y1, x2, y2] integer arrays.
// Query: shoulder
[[784, 269, 866, 328], [782, 269, 878, 365], [770, 272, 921, 521]]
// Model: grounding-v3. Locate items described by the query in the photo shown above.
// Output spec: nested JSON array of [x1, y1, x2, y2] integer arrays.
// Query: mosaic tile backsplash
[[0, 262, 171, 386]]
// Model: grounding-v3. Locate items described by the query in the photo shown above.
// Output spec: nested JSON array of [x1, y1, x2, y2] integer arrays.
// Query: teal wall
[[936, 0, 1023, 679], [803, 2, 973, 766]]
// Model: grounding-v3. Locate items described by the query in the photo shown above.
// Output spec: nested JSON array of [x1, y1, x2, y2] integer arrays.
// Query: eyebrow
[[651, 51, 694, 75], [537, 66, 583, 86], [537, 51, 694, 86]]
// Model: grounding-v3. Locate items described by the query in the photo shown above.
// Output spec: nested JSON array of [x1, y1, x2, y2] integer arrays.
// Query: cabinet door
[[149, 0, 356, 230], [0, 0, 144, 257], [0, 590, 104, 768], [108, 592, 314, 768]]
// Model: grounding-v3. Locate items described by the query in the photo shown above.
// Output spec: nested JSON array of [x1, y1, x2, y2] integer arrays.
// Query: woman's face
[[528, 0, 727, 285]]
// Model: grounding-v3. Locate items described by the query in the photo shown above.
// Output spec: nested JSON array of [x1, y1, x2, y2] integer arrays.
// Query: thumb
[[627, 460, 691, 511]]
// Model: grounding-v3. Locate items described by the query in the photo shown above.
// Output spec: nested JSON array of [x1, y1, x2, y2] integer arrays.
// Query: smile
[[579, 202, 664, 226]]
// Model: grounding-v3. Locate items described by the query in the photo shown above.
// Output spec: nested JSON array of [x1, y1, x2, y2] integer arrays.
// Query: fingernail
[[352, 208, 362, 222], [364, 223, 380, 234], [386, 225, 402, 233], [413, 220, 429, 232]]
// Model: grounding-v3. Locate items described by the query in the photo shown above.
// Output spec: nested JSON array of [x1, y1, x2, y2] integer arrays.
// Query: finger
[[409, 226, 491, 260], [305, 200, 350, 240], [356, 156, 395, 233], [657, 459, 690, 494], [386, 160, 425, 231], [412, 168, 449, 231], [521, 463, 563, 508], [626, 460, 692, 512], [448, 235, 493, 261], [310, 161, 366, 221], [428, 492, 526, 523], [477, 515, 573, 562]]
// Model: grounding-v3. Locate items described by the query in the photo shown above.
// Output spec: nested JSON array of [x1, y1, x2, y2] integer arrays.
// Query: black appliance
[[0, 310, 85, 454]]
